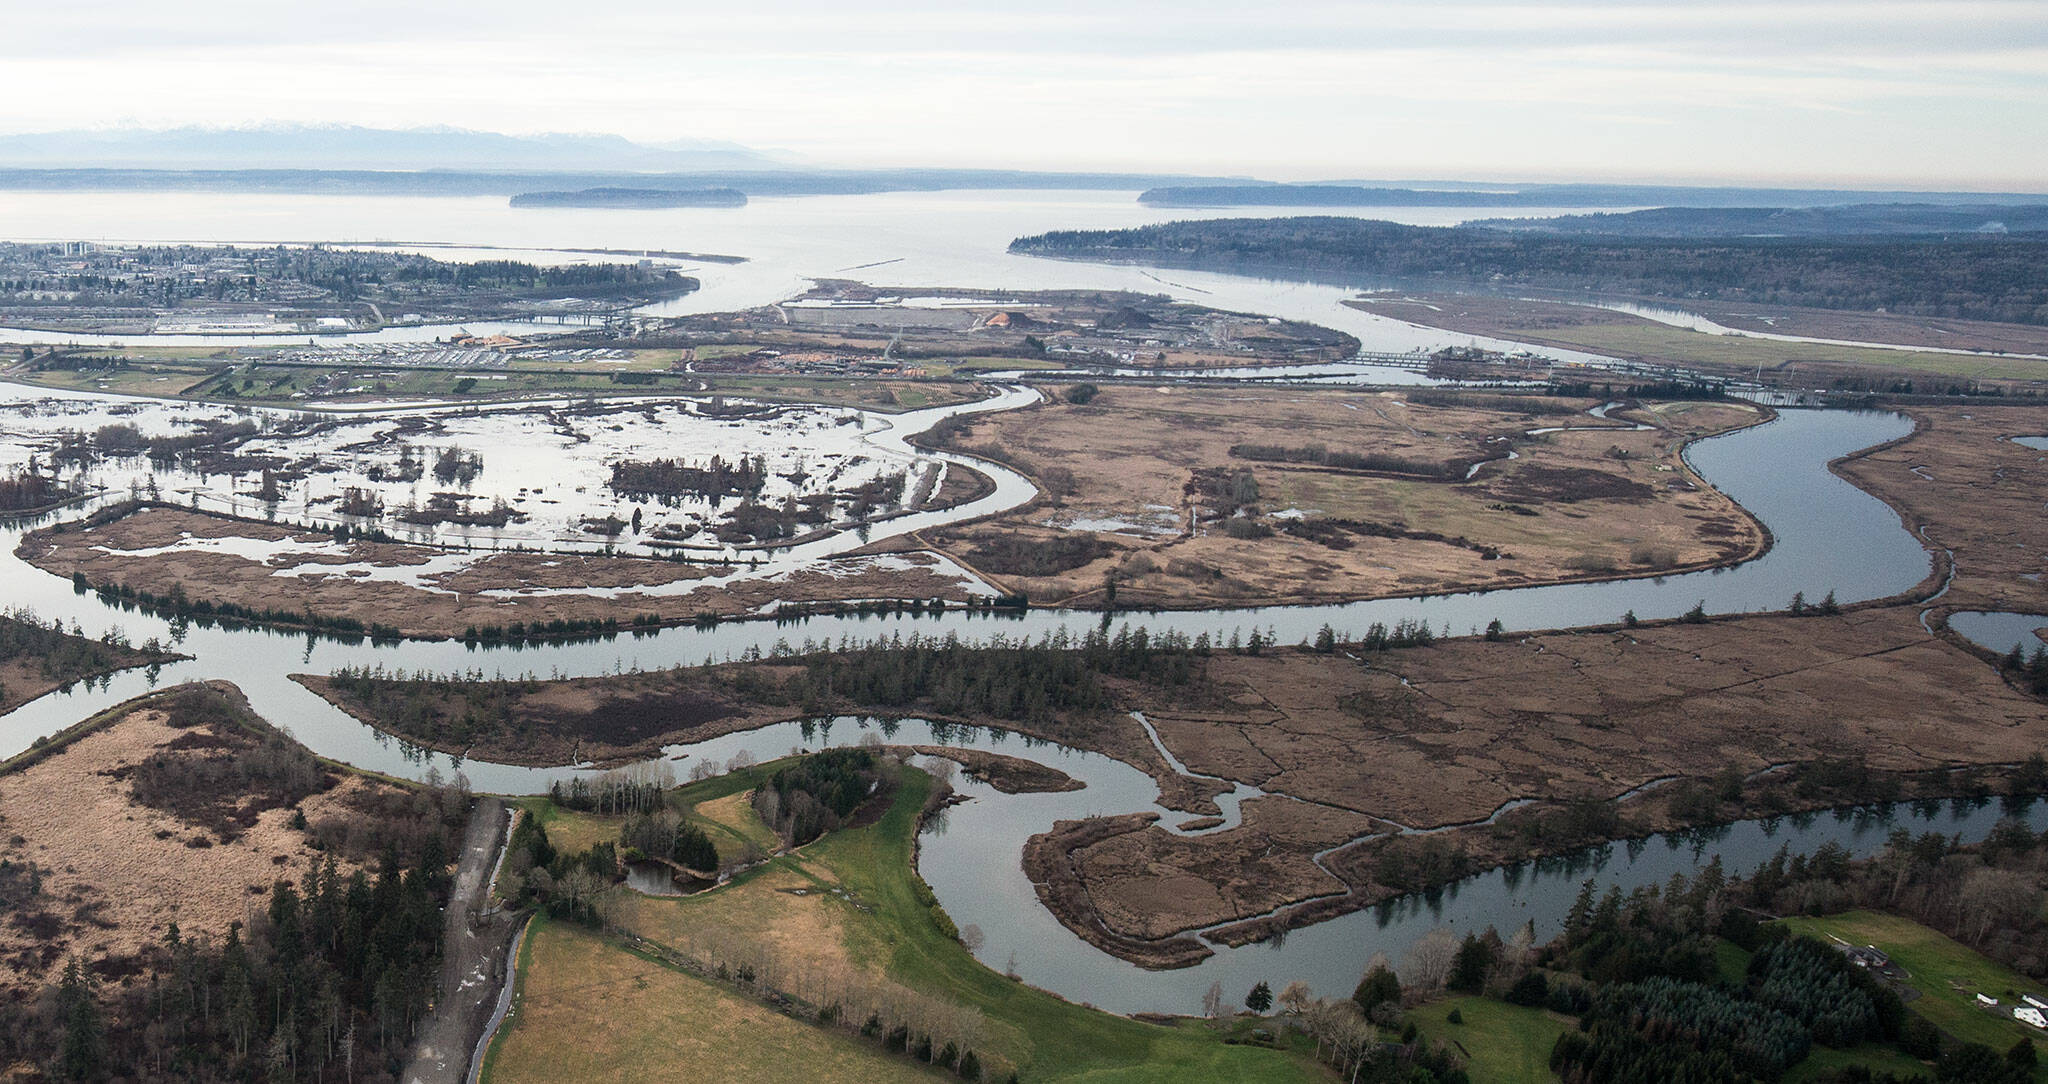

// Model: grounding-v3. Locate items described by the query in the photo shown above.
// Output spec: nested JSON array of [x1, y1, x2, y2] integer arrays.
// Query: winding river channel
[[0, 188, 2033, 1015], [0, 387, 2003, 1013]]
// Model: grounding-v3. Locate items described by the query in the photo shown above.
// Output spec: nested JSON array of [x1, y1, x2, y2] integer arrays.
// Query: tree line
[[608, 454, 768, 501]]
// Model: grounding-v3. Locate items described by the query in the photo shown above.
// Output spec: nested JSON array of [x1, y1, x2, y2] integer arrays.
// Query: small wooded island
[[509, 186, 748, 208]]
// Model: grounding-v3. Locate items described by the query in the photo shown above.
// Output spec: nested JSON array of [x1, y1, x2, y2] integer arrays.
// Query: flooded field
[[0, 386, 1028, 559]]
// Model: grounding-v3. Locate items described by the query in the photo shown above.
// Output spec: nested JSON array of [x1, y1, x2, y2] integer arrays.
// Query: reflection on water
[[1947, 611, 2048, 656], [0, 188, 1986, 1013]]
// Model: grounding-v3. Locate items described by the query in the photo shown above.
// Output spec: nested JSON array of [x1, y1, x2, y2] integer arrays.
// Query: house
[[2024, 994, 2047, 1011], [1977, 994, 2000, 1008], [2016, 1006, 2047, 1030], [1837, 943, 1890, 969]]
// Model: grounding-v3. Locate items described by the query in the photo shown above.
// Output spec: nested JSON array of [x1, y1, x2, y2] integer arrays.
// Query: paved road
[[404, 798, 518, 1084]]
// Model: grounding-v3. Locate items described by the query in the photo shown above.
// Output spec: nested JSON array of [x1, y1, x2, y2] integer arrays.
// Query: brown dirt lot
[[923, 385, 1765, 608], [0, 691, 383, 997], [19, 507, 989, 639]]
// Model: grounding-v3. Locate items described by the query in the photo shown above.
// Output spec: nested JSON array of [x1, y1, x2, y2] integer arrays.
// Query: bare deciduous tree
[[1402, 927, 1458, 994], [1278, 980, 1314, 1017]]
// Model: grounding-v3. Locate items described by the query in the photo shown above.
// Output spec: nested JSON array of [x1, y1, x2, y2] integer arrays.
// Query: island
[[509, 186, 748, 208]]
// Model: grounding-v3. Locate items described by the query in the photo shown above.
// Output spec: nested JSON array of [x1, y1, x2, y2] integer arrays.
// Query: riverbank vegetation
[[0, 459, 76, 513], [0, 607, 173, 712], [1239, 821, 2048, 1083]]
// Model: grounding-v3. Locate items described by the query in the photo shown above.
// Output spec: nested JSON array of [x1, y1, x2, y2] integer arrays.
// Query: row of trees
[[1229, 442, 1465, 479], [608, 454, 769, 501], [777, 627, 1208, 722]]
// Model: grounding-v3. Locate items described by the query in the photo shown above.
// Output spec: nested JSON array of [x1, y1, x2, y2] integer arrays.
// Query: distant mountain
[[0, 125, 789, 172], [0, 166, 1257, 198]]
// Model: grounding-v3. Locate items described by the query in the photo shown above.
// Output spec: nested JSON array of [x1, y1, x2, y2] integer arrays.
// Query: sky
[[4, 0, 2046, 188]]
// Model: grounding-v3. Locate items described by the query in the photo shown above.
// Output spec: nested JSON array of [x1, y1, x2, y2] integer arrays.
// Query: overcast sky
[[6, 0, 2045, 187]]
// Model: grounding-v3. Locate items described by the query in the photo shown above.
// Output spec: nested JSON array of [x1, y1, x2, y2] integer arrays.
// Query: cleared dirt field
[[485, 919, 933, 1084], [0, 687, 382, 997], [925, 385, 1765, 608], [20, 507, 991, 639]]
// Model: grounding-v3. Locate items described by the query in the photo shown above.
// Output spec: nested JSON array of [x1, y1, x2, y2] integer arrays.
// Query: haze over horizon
[[3, 0, 2042, 190]]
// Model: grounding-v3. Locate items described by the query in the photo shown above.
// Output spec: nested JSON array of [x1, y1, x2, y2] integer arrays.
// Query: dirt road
[[403, 798, 517, 1084]]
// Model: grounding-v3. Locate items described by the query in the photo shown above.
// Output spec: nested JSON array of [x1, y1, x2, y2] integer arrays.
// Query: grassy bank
[[1778, 910, 2048, 1061], [492, 765, 1321, 1082], [1404, 995, 1570, 1082]]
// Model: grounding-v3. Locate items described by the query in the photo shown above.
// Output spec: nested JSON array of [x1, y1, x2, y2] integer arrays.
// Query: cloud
[[1, 0, 2041, 185]]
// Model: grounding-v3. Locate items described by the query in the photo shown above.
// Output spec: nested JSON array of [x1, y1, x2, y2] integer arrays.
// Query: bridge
[[1350, 350, 1437, 369]]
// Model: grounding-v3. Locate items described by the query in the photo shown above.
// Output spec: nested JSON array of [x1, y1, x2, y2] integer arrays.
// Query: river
[[0, 188, 2006, 1014]]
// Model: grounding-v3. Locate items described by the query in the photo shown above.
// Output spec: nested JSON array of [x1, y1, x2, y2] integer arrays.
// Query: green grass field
[[1785, 1042, 1937, 1083], [1406, 995, 1570, 1082], [9, 364, 220, 397], [484, 917, 943, 1083], [1778, 911, 2048, 1064], [497, 765, 1323, 1083]]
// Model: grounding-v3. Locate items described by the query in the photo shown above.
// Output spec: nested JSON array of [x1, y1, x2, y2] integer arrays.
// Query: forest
[[1011, 217, 2048, 324], [1286, 814, 2048, 1084], [751, 748, 881, 845], [12, 684, 472, 1081]]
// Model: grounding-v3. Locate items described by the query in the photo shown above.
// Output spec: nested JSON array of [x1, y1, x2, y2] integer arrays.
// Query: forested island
[[1011, 217, 2048, 325], [509, 186, 748, 209], [0, 242, 700, 333], [1135, 182, 2048, 209], [1469, 203, 2048, 238]]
